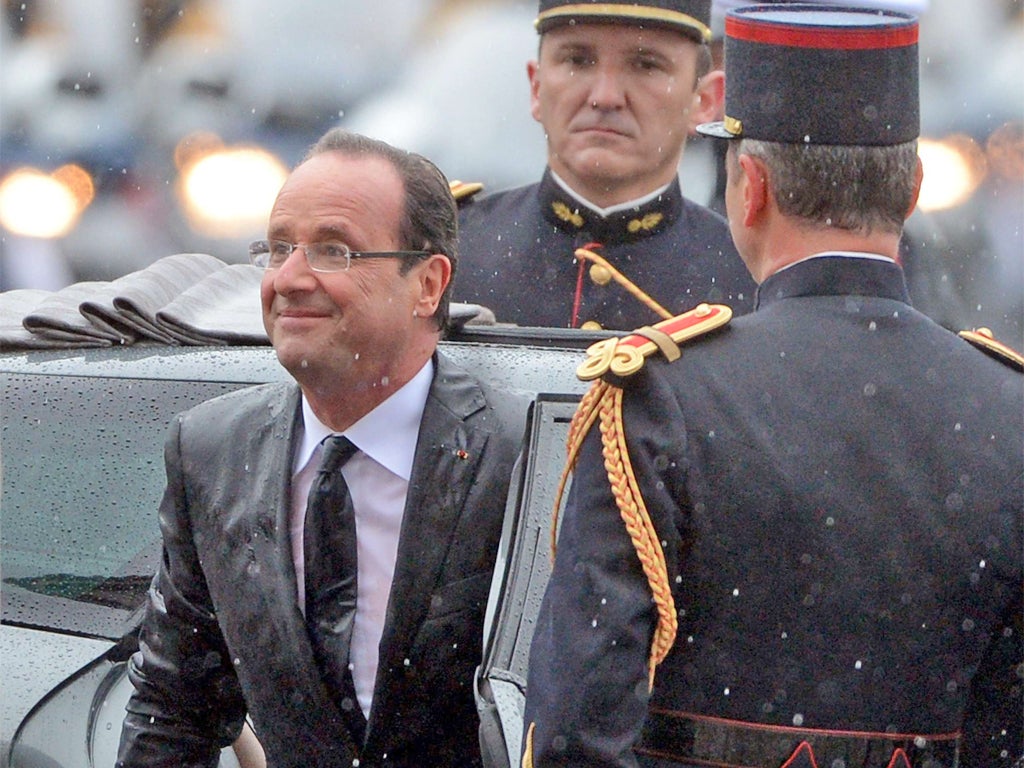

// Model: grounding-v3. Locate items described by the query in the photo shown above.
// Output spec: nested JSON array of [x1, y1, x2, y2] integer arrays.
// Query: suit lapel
[[369, 356, 490, 716]]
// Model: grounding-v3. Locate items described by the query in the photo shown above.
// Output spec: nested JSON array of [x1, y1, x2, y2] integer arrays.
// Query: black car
[[0, 325, 597, 767]]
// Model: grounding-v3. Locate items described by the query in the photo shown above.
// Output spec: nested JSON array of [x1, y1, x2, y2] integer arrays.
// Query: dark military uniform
[[524, 255, 1023, 767], [455, 169, 756, 330]]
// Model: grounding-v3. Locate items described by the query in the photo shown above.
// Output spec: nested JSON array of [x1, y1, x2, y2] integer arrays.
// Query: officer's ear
[[737, 153, 769, 227], [906, 154, 924, 220], [528, 59, 542, 124], [688, 69, 724, 133]]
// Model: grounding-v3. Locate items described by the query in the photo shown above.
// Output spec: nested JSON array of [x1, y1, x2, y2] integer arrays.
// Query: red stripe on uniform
[[726, 15, 918, 50]]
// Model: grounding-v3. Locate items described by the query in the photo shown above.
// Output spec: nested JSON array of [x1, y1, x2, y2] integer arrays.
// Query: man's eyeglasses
[[249, 239, 430, 273]]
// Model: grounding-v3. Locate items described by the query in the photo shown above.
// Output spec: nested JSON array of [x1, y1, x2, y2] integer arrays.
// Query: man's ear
[[413, 254, 452, 319], [738, 153, 769, 228], [906, 154, 924, 219], [688, 69, 725, 133], [527, 60, 543, 123]]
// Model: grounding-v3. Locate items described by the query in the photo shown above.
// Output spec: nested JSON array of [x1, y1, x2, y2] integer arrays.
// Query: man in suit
[[117, 129, 526, 767], [454, 0, 755, 331], [523, 6, 1022, 767]]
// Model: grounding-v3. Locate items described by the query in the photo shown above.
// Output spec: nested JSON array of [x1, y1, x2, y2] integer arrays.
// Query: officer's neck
[[550, 169, 674, 217]]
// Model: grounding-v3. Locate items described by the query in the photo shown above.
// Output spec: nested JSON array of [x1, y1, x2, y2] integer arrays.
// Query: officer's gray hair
[[305, 128, 458, 332], [734, 139, 919, 235]]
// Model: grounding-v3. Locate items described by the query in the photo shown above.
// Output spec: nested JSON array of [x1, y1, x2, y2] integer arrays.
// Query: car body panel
[[0, 337, 592, 766]]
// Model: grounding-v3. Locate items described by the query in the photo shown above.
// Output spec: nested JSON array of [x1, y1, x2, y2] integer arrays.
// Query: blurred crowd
[[0, 0, 1021, 344]]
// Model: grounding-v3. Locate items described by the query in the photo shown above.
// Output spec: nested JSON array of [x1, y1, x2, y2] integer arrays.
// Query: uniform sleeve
[[116, 416, 247, 768], [523, 367, 690, 768]]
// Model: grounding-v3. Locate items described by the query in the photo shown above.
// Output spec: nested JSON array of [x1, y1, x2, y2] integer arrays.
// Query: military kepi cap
[[535, 1, 713, 43], [697, 4, 919, 145]]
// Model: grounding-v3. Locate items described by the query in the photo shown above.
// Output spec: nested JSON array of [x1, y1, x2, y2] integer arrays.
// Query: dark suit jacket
[[118, 352, 527, 767], [455, 169, 756, 330], [525, 256, 1023, 767]]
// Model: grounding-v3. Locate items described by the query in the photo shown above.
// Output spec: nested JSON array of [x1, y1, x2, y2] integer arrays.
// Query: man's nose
[[588, 64, 626, 110], [272, 244, 317, 291]]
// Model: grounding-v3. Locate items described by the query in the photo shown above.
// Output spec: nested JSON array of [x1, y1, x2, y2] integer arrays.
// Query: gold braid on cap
[[536, 3, 712, 43], [724, 115, 743, 136]]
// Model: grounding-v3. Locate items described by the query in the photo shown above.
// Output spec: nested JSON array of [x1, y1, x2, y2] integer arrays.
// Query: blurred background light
[[0, 167, 89, 238], [177, 144, 287, 238], [985, 121, 1024, 181], [917, 134, 989, 212]]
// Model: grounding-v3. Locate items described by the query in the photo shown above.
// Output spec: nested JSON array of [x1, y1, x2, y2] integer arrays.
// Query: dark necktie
[[303, 435, 365, 738]]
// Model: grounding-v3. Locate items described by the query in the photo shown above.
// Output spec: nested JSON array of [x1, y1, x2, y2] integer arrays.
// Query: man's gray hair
[[736, 139, 919, 235]]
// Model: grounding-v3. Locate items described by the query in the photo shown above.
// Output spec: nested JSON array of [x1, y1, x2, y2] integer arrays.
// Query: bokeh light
[[0, 167, 87, 238], [177, 144, 287, 238]]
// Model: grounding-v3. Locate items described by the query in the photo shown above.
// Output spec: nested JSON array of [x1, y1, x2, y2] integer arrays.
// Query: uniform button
[[580, 320, 603, 331], [589, 264, 612, 286]]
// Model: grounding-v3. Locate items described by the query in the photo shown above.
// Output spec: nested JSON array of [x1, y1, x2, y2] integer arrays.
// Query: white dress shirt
[[289, 359, 433, 719]]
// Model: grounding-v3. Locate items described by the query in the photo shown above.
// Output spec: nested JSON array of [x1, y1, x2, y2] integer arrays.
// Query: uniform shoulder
[[450, 179, 485, 207], [958, 327, 1024, 372], [679, 196, 740, 256], [576, 303, 732, 382], [457, 181, 539, 220], [680, 194, 730, 227]]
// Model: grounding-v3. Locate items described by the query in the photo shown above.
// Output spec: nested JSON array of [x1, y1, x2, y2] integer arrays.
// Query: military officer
[[523, 5, 1023, 767], [454, 0, 755, 330]]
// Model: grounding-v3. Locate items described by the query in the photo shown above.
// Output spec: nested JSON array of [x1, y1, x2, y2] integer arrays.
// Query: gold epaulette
[[449, 179, 484, 206], [958, 327, 1024, 372], [549, 304, 730, 695], [576, 303, 732, 381]]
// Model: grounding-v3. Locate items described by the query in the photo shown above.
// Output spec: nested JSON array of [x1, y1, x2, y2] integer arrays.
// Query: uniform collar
[[539, 167, 682, 244], [755, 252, 910, 311]]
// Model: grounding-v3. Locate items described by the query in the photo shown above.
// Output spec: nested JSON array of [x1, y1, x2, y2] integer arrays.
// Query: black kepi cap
[[535, 1, 713, 43], [697, 4, 919, 145]]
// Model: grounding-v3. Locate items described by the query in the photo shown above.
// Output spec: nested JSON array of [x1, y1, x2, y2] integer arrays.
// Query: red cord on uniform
[[571, 242, 604, 328]]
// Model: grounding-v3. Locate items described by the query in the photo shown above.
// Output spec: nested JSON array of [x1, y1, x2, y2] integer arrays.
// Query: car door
[[476, 394, 580, 768]]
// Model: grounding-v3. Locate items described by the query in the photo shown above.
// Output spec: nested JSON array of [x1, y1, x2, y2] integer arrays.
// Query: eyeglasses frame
[[249, 239, 431, 273]]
